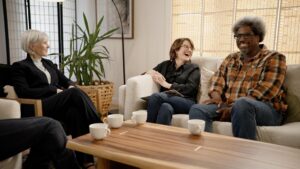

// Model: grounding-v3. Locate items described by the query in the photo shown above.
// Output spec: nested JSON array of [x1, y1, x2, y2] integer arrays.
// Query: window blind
[[172, 0, 300, 64]]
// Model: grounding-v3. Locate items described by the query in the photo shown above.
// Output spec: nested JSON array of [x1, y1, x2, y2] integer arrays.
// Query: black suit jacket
[[11, 55, 74, 99]]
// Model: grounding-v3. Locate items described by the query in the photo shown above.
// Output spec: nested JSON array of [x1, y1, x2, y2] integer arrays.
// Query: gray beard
[[240, 48, 250, 56]]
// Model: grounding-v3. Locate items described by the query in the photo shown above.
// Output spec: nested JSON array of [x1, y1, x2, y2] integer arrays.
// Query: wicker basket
[[78, 82, 114, 118]]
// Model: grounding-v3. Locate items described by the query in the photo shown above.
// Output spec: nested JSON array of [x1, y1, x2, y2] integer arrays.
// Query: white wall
[[77, 0, 172, 104]]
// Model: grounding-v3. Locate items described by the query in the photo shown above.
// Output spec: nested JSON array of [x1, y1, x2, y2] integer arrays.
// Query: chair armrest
[[123, 75, 159, 120], [16, 98, 43, 117], [0, 99, 21, 119], [3, 85, 43, 117]]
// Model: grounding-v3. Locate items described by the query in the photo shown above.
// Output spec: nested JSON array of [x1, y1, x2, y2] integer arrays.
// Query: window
[[4, 0, 76, 65], [172, 0, 300, 64]]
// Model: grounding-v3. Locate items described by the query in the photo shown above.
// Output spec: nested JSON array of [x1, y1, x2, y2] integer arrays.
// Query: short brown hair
[[169, 38, 194, 60]]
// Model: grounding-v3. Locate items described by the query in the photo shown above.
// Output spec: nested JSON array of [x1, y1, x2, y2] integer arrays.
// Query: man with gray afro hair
[[189, 16, 287, 140], [232, 16, 266, 42]]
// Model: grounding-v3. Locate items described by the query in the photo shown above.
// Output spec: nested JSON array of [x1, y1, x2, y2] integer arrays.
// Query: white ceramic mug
[[89, 123, 111, 140], [131, 110, 147, 125], [103, 114, 124, 128], [188, 119, 205, 135]]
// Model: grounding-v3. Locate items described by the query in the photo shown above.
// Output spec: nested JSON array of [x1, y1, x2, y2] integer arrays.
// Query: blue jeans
[[189, 97, 282, 140], [147, 92, 195, 125]]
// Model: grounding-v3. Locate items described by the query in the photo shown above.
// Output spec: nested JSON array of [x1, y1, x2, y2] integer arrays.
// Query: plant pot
[[78, 82, 114, 119]]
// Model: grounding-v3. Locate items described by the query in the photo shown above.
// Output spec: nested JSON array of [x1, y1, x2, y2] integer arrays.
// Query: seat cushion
[[172, 114, 189, 128], [212, 121, 233, 136], [257, 122, 300, 148]]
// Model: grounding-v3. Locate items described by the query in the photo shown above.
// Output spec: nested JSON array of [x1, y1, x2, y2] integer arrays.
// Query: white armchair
[[119, 75, 159, 121], [3, 85, 43, 117], [0, 99, 22, 169], [0, 64, 43, 117]]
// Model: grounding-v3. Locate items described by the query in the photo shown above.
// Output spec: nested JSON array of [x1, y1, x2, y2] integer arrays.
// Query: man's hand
[[203, 98, 222, 105], [216, 102, 232, 121], [203, 91, 222, 105]]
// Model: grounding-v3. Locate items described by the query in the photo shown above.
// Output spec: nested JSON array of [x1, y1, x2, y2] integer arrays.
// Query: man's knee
[[45, 118, 67, 149], [232, 97, 255, 118], [232, 97, 254, 111], [189, 104, 205, 118]]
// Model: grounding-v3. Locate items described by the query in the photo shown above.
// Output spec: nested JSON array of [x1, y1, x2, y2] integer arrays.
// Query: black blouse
[[153, 60, 200, 101]]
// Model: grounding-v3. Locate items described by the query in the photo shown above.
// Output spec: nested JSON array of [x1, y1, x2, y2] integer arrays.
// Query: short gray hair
[[232, 16, 266, 42], [21, 29, 48, 54]]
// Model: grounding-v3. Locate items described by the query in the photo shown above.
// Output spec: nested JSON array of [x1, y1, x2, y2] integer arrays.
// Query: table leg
[[97, 157, 110, 169]]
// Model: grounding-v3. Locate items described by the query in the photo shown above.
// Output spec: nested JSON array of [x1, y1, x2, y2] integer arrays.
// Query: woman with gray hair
[[11, 29, 99, 169]]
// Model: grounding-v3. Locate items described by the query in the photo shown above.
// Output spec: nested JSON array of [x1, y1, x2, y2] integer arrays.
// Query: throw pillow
[[283, 64, 300, 123], [198, 67, 215, 104]]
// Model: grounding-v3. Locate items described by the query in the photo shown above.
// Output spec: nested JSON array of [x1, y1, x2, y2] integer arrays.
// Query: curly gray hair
[[232, 16, 266, 42]]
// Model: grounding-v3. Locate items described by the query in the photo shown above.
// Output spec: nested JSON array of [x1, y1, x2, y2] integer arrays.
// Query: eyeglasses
[[181, 45, 193, 50], [234, 33, 255, 40]]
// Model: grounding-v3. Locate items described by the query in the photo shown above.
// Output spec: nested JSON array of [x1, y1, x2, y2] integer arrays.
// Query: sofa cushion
[[284, 64, 300, 123], [172, 114, 189, 128], [257, 122, 300, 148], [212, 121, 233, 136], [198, 67, 214, 103], [192, 56, 224, 103]]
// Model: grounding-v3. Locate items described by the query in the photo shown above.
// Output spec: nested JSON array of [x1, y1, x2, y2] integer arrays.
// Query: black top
[[11, 55, 74, 99], [0, 64, 12, 97], [153, 60, 200, 101]]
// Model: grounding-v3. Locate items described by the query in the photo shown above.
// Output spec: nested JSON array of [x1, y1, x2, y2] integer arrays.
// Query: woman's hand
[[157, 79, 172, 89], [147, 70, 165, 81], [146, 70, 171, 88]]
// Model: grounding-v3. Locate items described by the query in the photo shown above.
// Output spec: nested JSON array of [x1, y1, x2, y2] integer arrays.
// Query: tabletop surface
[[67, 122, 300, 169]]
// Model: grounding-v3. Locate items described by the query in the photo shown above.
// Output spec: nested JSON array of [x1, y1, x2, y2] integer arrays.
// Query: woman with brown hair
[[146, 38, 200, 125]]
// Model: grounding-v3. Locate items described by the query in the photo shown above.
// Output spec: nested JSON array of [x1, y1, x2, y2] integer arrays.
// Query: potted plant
[[61, 13, 118, 118]]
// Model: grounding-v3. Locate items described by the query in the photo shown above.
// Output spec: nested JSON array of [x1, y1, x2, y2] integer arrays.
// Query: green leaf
[[61, 12, 118, 84]]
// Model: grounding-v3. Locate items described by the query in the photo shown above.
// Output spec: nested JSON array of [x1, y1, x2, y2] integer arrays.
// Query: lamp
[[111, 0, 126, 84]]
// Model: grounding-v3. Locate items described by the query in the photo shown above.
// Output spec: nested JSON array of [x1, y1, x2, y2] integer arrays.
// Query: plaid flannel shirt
[[209, 45, 287, 113]]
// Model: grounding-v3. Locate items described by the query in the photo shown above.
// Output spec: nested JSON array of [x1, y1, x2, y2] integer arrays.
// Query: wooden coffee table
[[67, 121, 300, 169]]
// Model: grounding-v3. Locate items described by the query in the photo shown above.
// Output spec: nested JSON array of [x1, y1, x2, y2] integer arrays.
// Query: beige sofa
[[119, 56, 300, 149], [0, 99, 22, 169]]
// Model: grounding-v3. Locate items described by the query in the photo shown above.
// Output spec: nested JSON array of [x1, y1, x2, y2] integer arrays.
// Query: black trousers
[[42, 87, 101, 166], [0, 117, 80, 169]]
